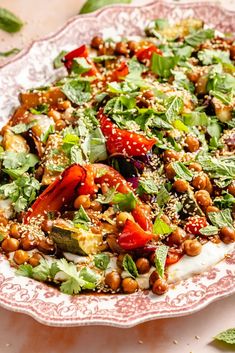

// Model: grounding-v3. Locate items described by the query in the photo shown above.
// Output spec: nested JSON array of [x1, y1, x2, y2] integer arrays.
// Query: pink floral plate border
[[0, 0, 234, 327]]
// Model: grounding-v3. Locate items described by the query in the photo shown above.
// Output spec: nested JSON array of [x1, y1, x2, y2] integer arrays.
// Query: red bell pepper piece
[[136, 45, 162, 62], [165, 250, 182, 266], [63, 44, 97, 76], [110, 62, 129, 82], [23, 164, 86, 223], [98, 110, 157, 157], [118, 219, 153, 250]]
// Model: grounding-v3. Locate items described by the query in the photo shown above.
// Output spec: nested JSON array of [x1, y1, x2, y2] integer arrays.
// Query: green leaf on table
[[185, 28, 214, 47], [214, 328, 235, 345], [123, 254, 138, 278], [0, 48, 20, 57], [151, 53, 179, 78], [207, 209, 233, 228], [79, 0, 132, 14], [94, 253, 110, 270], [0, 8, 24, 33], [154, 245, 168, 278]]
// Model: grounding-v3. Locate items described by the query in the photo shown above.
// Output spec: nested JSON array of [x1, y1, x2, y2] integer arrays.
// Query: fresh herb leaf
[[198, 49, 231, 65], [154, 245, 168, 278], [62, 134, 80, 154], [93, 55, 116, 62], [199, 225, 219, 236], [11, 120, 37, 134], [153, 217, 172, 236], [73, 206, 91, 229], [0, 48, 20, 57], [183, 112, 208, 126], [62, 79, 91, 105], [0, 234, 5, 242], [94, 253, 110, 270], [214, 192, 235, 209], [156, 186, 170, 207], [79, 267, 100, 284], [30, 104, 49, 115], [123, 254, 138, 278], [207, 119, 221, 138], [185, 28, 214, 47], [207, 72, 235, 94], [70, 145, 84, 164], [16, 264, 33, 277], [1, 151, 39, 177], [174, 45, 193, 59], [137, 179, 158, 196], [172, 162, 193, 181], [165, 96, 184, 121], [79, 0, 132, 14], [71, 57, 92, 75], [151, 53, 179, 78], [173, 119, 189, 132], [41, 125, 55, 143], [208, 209, 233, 228], [0, 8, 24, 33], [32, 259, 51, 281], [214, 328, 235, 345], [112, 192, 137, 212], [210, 90, 233, 105], [85, 128, 107, 163], [53, 50, 68, 68]]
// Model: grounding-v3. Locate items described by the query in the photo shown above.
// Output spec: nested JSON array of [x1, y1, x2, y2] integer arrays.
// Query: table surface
[[0, 0, 234, 352]]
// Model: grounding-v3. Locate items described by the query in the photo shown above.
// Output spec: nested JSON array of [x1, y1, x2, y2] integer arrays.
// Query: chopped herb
[[53, 50, 68, 68], [153, 217, 172, 236], [185, 28, 214, 47], [151, 53, 179, 78], [73, 206, 91, 229], [10, 120, 37, 134], [154, 245, 168, 278], [208, 209, 233, 228], [137, 179, 158, 195], [41, 125, 55, 143], [123, 254, 138, 278], [30, 104, 49, 115], [0, 8, 24, 33], [62, 79, 91, 105], [214, 192, 235, 209], [164, 96, 184, 121], [62, 133, 80, 154], [198, 49, 231, 65], [172, 162, 193, 181], [183, 112, 208, 126], [199, 225, 219, 236], [93, 55, 116, 62], [0, 151, 39, 178], [71, 57, 92, 75], [94, 253, 110, 270], [156, 186, 170, 207]]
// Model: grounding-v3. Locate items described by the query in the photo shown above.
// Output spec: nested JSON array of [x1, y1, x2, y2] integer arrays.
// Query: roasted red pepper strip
[[98, 110, 157, 157], [165, 250, 182, 266], [63, 44, 97, 76], [118, 219, 153, 250], [110, 62, 129, 82], [136, 45, 162, 62], [23, 164, 86, 223]]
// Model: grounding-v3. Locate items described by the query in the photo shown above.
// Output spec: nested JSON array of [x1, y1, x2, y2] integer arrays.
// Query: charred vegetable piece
[[118, 219, 153, 250]]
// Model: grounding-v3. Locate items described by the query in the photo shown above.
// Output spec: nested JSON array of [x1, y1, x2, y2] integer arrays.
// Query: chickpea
[[173, 179, 188, 193], [142, 90, 154, 100], [192, 174, 207, 190], [206, 205, 220, 214], [152, 278, 169, 295], [29, 253, 42, 267], [21, 235, 38, 251], [90, 200, 102, 212], [122, 277, 138, 294], [205, 177, 213, 194], [91, 36, 104, 49], [58, 100, 71, 111], [165, 163, 176, 180], [115, 42, 128, 55], [10, 223, 21, 239], [183, 239, 202, 256], [116, 212, 134, 228], [195, 190, 212, 208], [48, 109, 61, 122], [127, 40, 138, 53], [188, 162, 202, 172], [38, 239, 54, 254], [41, 219, 53, 233], [220, 227, 235, 244], [230, 45, 235, 60], [74, 195, 91, 209], [185, 135, 200, 152], [136, 258, 150, 274], [163, 150, 181, 163], [105, 271, 121, 291], [149, 271, 160, 287], [228, 181, 235, 196], [13, 250, 29, 265], [168, 227, 186, 246], [55, 119, 66, 131], [1, 238, 19, 252], [0, 215, 8, 226]]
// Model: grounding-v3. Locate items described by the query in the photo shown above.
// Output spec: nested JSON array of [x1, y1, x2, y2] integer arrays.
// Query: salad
[[0, 18, 234, 296]]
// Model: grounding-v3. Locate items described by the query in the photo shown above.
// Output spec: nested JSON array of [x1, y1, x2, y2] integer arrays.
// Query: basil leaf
[[11, 120, 37, 134], [154, 245, 168, 278], [94, 253, 110, 270], [214, 328, 235, 345], [208, 209, 233, 228], [153, 218, 172, 236], [0, 48, 20, 57], [185, 28, 214, 47], [53, 50, 68, 69], [137, 179, 158, 195], [172, 162, 193, 181], [156, 186, 170, 207], [0, 8, 23, 33], [199, 225, 219, 236], [62, 79, 91, 105], [165, 96, 184, 121], [151, 53, 179, 78], [123, 254, 138, 278], [79, 0, 131, 14]]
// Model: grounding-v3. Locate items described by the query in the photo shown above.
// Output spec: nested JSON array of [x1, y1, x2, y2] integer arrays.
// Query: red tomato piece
[[185, 216, 208, 236], [63, 45, 97, 76], [136, 45, 162, 62], [165, 250, 182, 266], [98, 110, 157, 157], [110, 62, 129, 82], [118, 219, 153, 250]]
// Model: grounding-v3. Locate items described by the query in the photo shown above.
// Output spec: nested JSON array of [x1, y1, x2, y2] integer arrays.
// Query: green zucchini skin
[[51, 226, 87, 255]]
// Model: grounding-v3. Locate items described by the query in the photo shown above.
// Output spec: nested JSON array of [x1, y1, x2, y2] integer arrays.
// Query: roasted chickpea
[[206, 205, 220, 214], [168, 227, 186, 246], [115, 41, 128, 55], [195, 190, 212, 208], [74, 195, 91, 209], [48, 109, 61, 122], [143, 90, 154, 100], [183, 239, 202, 256], [188, 162, 202, 172], [105, 271, 121, 291], [228, 181, 235, 196], [220, 227, 235, 244], [205, 177, 213, 194], [230, 45, 235, 60], [29, 253, 42, 267], [116, 212, 134, 228], [185, 135, 200, 152], [55, 119, 66, 131], [152, 278, 169, 295], [136, 258, 150, 274], [13, 250, 29, 265], [192, 174, 207, 190], [127, 40, 138, 52], [173, 179, 188, 193], [149, 271, 160, 287], [0, 215, 8, 226], [163, 150, 181, 163], [1, 238, 19, 252], [122, 277, 138, 294], [91, 36, 104, 49], [38, 239, 54, 254], [165, 163, 176, 180], [90, 200, 102, 212], [21, 235, 38, 251], [41, 219, 53, 233], [10, 223, 21, 239]]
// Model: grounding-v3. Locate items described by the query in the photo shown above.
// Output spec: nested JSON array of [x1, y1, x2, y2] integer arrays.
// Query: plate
[[0, 0, 234, 327]]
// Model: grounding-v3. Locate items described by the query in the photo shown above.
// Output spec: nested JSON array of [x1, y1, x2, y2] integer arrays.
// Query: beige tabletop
[[0, 0, 234, 352]]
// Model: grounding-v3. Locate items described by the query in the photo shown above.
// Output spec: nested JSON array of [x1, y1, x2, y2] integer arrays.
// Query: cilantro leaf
[[172, 162, 193, 181], [1, 152, 39, 178], [123, 254, 138, 278], [151, 53, 179, 78], [214, 328, 235, 345], [185, 28, 214, 47], [16, 264, 33, 277], [94, 253, 110, 270], [32, 259, 51, 281], [154, 245, 168, 278], [73, 206, 91, 229]]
